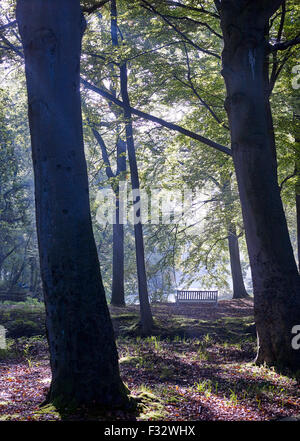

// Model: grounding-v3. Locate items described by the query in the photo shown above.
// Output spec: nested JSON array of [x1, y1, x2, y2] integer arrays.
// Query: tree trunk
[[120, 62, 154, 333], [111, 140, 126, 306], [295, 123, 300, 272], [92, 128, 126, 306], [218, 0, 300, 372], [111, 215, 125, 306], [223, 177, 249, 299], [17, 0, 129, 408], [228, 224, 249, 299], [107, 3, 127, 307], [297, 192, 300, 272], [111, 0, 153, 332]]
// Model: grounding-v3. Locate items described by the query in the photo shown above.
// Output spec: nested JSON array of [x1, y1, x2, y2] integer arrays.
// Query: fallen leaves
[[0, 299, 299, 421]]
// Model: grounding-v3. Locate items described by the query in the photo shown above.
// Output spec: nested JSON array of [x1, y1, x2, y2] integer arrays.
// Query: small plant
[[194, 380, 213, 397], [0, 339, 20, 361], [242, 389, 248, 400], [214, 381, 219, 395], [256, 395, 262, 410], [146, 336, 161, 352], [23, 342, 33, 369], [229, 389, 238, 406], [173, 335, 182, 343], [197, 348, 210, 361], [202, 334, 213, 346]]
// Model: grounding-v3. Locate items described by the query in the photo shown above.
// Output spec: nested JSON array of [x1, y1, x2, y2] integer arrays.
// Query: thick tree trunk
[[17, 0, 129, 408], [218, 1, 300, 371], [228, 224, 249, 299]]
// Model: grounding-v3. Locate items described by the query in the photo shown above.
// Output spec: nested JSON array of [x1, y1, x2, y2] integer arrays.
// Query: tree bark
[[297, 193, 300, 272], [17, 0, 129, 408], [111, 139, 126, 307], [227, 224, 249, 299], [218, 0, 300, 372], [222, 177, 249, 299], [294, 118, 300, 272]]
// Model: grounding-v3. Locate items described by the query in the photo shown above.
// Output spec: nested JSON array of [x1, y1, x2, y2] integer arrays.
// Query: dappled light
[[0, 0, 299, 428]]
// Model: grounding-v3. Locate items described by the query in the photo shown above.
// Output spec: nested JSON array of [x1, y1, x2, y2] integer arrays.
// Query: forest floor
[[0, 298, 300, 421]]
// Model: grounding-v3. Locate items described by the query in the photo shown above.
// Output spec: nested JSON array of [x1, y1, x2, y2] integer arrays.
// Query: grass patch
[[135, 386, 166, 420]]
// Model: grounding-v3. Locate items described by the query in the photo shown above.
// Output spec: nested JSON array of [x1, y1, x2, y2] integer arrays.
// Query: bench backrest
[[176, 290, 218, 303]]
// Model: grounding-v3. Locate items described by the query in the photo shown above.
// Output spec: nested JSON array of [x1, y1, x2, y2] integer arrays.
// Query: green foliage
[[1, 0, 299, 305], [7, 319, 44, 338]]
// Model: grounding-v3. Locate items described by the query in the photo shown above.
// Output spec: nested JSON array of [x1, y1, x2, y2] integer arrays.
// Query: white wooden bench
[[176, 290, 218, 307]]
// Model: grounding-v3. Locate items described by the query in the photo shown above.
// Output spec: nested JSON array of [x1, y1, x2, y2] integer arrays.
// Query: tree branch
[[81, 0, 110, 14], [269, 34, 300, 52], [81, 77, 232, 156], [269, 3, 286, 91], [0, 33, 24, 58], [182, 43, 229, 130], [161, 14, 222, 39], [92, 128, 115, 179], [279, 170, 297, 192], [0, 20, 17, 32], [140, 0, 221, 59], [166, 1, 220, 19]]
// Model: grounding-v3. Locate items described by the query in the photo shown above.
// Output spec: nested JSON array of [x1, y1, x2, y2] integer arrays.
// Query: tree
[[0, 85, 37, 295], [90, 0, 300, 370], [215, 0, 300, 369], [223, 178, 249, 299], [111, 0, 154, 332], [16, 0, 129, 408], [92, 128, 127, 306], [13, 0, 299, 371]]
